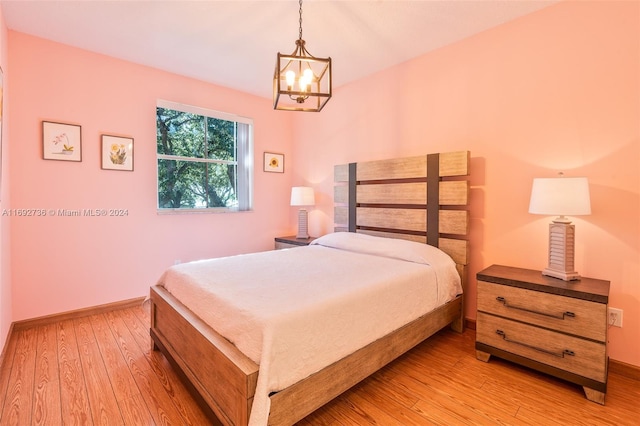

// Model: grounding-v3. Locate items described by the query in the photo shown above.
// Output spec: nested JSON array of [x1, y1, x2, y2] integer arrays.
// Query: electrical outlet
[[608, 307, 623, 327]]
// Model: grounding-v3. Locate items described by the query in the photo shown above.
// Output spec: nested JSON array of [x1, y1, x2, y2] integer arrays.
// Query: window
[[156, 100, 253, 212]]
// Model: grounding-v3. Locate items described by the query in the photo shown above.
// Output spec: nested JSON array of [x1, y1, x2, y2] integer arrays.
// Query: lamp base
[[296, 209, 309, 239], [544, 222, 581, 281], [542, 268, 581, 281]]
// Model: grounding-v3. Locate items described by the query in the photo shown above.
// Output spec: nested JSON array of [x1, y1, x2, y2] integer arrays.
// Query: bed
[[149, 150, 470, 425]]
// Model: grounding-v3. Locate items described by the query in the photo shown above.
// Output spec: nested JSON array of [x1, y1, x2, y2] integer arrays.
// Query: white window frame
[[156, 100, 253, 213]]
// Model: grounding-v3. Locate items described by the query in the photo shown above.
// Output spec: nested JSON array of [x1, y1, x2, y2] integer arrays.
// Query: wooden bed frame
[[150, 150, 470, 425]]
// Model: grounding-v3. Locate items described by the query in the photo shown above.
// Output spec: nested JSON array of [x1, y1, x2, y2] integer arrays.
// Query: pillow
[[311, 232, 455, 267]]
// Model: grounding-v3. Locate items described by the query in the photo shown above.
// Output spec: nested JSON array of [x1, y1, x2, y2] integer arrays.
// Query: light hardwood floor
[[0, 304, 637, 425]]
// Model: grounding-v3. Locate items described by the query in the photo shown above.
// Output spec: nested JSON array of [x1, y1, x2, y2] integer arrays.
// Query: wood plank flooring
[[0, 303, 637, 425]]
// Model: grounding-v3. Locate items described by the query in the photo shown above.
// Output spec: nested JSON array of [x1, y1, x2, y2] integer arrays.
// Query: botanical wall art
[[264, 152, 284, 173], [42, 121, 82, 162], [101, 134, 134, 171]]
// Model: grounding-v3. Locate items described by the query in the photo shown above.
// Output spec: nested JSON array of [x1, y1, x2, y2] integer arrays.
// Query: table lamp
[[528, 174, 591, 281], [290, 186, 315, 239]]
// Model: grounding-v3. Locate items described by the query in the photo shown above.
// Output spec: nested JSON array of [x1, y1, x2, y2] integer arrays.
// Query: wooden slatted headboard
[[333, 150, 470, 308]]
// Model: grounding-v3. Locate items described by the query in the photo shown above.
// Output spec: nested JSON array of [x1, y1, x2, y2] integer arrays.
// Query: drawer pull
[[495, 296, 576, 320], [496, 329, 575, 358]]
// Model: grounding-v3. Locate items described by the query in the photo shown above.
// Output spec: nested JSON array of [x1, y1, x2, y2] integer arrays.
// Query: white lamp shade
[[529, 177, 591, 216], [290, 186, 315, 206]]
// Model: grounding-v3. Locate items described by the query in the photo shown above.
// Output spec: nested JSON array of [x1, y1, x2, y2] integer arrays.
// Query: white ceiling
[[2, 0, 558, 99]]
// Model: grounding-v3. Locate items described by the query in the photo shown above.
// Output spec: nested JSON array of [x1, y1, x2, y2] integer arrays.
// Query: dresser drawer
[[477, 281, 606, 342], [477, 312, 607, 382]]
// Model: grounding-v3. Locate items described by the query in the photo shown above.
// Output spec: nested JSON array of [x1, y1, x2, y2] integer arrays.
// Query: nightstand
[[274, 235, 316, 250], [475, 264, 610, 404]]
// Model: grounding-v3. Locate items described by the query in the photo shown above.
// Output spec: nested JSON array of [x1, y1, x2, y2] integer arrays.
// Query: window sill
[[156, 207, 253, 215]]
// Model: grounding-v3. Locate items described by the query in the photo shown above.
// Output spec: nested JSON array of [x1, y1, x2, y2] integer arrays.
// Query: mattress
[[158, 232, 462, 425]]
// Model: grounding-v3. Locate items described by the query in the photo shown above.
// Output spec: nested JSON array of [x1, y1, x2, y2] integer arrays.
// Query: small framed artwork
[[101, 135, 134, 171], [42, 121, 82, 162], [264, 152, 284, 173]]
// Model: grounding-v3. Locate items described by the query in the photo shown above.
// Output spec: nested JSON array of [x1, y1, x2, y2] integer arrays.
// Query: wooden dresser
[[475, 264, 610, 404]]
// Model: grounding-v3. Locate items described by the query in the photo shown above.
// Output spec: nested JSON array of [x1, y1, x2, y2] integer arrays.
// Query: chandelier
[[273, 0, 332, 112]]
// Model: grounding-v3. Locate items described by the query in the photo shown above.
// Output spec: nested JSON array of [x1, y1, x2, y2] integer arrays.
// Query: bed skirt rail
[[267, 295, 462, 425]]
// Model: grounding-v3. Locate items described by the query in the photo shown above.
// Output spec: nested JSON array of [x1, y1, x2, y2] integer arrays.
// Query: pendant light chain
[[298, 0, 304, 41]]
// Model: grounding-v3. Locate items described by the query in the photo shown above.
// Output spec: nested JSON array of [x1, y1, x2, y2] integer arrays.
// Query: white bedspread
[[158, 232, 462, 425]]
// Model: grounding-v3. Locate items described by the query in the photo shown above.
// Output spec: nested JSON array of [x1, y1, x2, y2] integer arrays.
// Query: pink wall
[[0, 5, 12, 352], [8, 32, 295, 321], [293, 1, 639, 366]]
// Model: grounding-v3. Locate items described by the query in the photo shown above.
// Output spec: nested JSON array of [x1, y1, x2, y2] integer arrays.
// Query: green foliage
[[157, 107, 238, 209]]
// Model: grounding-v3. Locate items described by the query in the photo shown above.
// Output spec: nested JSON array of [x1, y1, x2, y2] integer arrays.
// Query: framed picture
[[101, 135, 134, 171], [264, 152, 284, 173], [43, 121, 82, 162]]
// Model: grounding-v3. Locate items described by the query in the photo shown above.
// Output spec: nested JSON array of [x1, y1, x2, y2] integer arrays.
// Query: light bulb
[[285, 70, 295, 89], [303, 68, 314, 83], [299, 75, 308, 92], [300, 69, 313, 92]]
